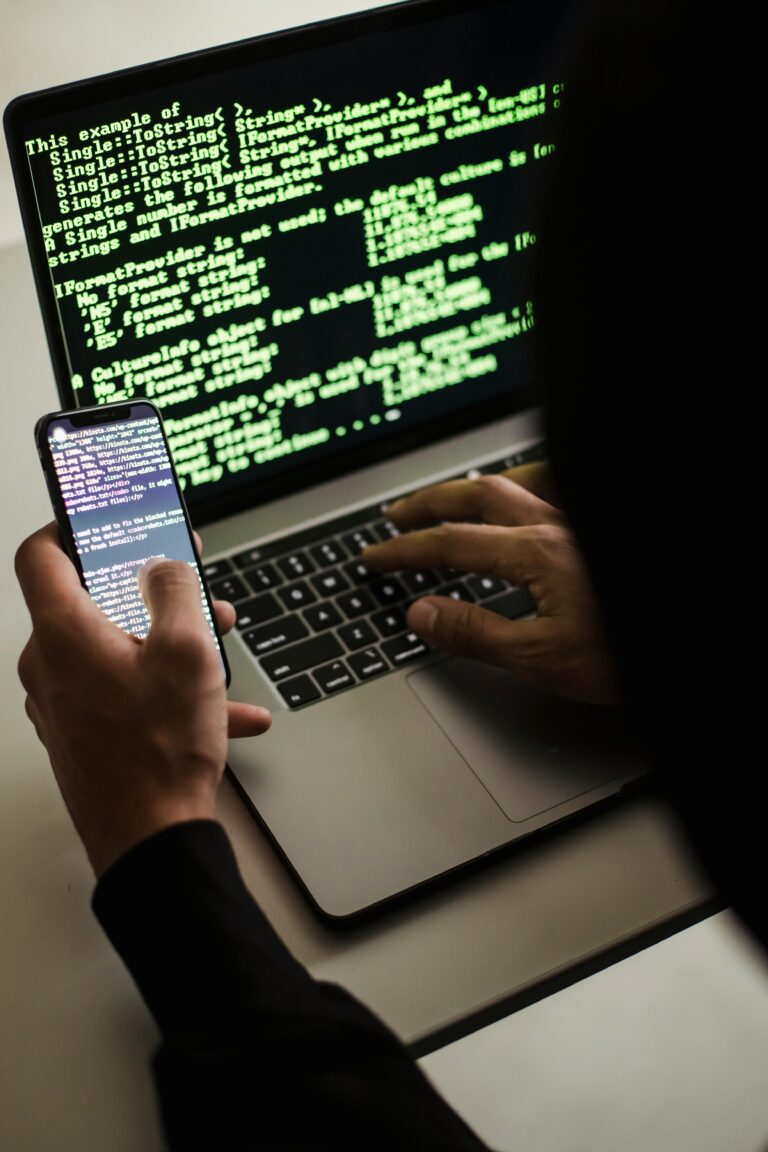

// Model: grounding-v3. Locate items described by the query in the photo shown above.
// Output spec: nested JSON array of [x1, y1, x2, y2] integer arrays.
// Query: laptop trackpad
[[407, 657, 638, 823]]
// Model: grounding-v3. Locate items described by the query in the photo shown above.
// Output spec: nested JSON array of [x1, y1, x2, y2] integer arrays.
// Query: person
[[16, 0, 758, 1147], [15, 460, 594, 1150]]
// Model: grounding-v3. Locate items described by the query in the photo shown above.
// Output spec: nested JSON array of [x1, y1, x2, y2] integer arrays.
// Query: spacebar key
[[261, 634, 343, 681]]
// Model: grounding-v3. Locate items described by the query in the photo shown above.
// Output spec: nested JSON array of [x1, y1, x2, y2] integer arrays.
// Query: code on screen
[[24, 3, 568, 506], [48, 413, 219, 642]]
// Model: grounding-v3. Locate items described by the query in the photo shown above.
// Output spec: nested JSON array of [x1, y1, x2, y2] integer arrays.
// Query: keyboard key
[[203, 558, 233, 581], [278, 552, 315, 581], [435, 581, 476, 603], [243, 616, 309, 657], [370, 577, 407, 606], [343, 559, 376, 585], [381, 632, 430, 667], [278, 675, 321, 709], [401, 569, 440, 594], [277, 581, 317, 611], [309, 540, 348, 568], [310, 569, 349, 598], [233, 545, 266, 569], [313, 660, 356, 695], [502, 443, 546, 470], [235, 594, 284, 631], [337, 589, 376, 619], [516, 442, 547, 465], [244, 563, 282, 592], [342, 528, 377, 554], [373, 519, 400, 541], [348, 647, 389, 680], [304, 603, 343, 632], [467, 575, 508, 600], [210, 574, 249, 602], [261, 634, 343, 681], [338, 620, 377, 651], [372, 607, 408, 638], [487, 588, 537, 619]]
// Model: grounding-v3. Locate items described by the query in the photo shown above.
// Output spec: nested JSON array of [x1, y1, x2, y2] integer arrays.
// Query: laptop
[[5, 0, 642, 919]]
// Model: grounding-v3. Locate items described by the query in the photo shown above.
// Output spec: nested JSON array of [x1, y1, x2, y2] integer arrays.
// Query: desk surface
[[0, 233, 716, 1149]]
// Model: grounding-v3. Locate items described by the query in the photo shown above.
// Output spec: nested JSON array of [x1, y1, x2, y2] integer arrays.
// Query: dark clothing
[[537, 1, 763, 950], [93, 819, 487, 1150]]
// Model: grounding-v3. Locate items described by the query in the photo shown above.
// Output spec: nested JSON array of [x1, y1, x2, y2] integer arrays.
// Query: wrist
[[86, 791, 218, 878]]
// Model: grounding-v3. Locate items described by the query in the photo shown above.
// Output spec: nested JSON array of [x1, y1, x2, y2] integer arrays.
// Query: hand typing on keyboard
[[362, 463, 619, 705]]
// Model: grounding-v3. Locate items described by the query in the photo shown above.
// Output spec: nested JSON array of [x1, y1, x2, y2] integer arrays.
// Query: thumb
[[139, 558, 208, 643], [407, 596, 539, 672]]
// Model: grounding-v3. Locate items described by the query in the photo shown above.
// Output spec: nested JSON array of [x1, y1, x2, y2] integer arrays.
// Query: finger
[[15, 523, 88, 622], [407, 596, 541, 671], [385, 473, 557, 531], [501, 462, 561, 508], [139, 559, 209, 646], [213, 599, 236, 635], [227, 701, 273, 738], [363, 523, 540, 585], [193, 531, 203, 556]]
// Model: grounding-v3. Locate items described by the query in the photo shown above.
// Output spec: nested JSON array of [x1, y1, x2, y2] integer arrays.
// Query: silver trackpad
[[407, 657, 640, 823]]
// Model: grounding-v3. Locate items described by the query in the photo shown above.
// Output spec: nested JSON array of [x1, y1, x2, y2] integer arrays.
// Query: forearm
[[93, 821, 487, 1150]]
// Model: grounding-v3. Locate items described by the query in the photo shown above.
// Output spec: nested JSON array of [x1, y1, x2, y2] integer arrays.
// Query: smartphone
[[35, 400, 230, 684]]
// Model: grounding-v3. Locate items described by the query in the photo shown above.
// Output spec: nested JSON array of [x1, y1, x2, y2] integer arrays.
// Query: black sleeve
[[92, 820, 488, 1151]]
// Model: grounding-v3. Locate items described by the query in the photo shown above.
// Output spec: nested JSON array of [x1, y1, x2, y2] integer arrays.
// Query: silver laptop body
[[203, 410, 641, 918], [6, 0, 642, 918]]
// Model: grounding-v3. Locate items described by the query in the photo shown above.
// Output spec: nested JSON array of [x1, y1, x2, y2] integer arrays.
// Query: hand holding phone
[[35, 399, 229, 675], [16, 401, 272, 876]]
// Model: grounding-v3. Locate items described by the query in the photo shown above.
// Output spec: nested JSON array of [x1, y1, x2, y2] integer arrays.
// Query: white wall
[[1, 0, 375, 248]]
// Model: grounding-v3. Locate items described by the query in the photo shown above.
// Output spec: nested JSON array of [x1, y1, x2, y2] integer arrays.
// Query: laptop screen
[[10, 0, 572, 520]]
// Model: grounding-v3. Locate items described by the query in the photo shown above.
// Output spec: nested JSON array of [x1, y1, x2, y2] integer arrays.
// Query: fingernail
[[138, 556, 164, 588], [408, 599, 438, 638]]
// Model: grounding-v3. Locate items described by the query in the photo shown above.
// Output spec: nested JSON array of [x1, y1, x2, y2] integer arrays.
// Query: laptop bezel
[[5, 0, 540, 527]]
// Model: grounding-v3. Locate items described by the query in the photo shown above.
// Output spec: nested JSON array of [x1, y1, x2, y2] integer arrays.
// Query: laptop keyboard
[[204, 443, 545, 709]]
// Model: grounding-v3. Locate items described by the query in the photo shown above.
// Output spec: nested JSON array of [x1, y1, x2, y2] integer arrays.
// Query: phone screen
[[43, 403, 225, 665]]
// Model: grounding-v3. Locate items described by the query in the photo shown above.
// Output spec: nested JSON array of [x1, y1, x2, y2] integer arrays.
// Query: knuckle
[[14, 536, 34, 583], [428, 523, 452, 555], [527, 522, 563, 557], [17, 645, 36, 692], [476, 473, 509, 498], [433, 522, 461, 545]]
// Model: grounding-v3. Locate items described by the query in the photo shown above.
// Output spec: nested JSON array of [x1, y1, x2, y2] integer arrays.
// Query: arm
[[15, 525, 486, 1151], [94, 821, 486, 1150]]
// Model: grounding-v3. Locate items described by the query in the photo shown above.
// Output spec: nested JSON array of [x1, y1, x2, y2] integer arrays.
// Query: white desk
[[0, 236, 715, 1149], [421, 912, 768, 1152]]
